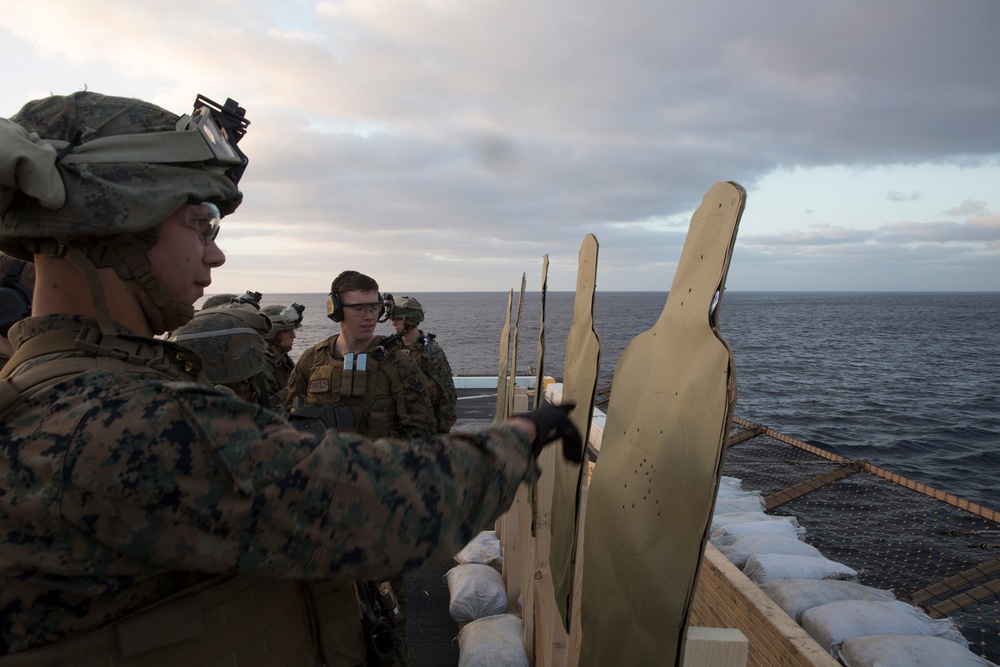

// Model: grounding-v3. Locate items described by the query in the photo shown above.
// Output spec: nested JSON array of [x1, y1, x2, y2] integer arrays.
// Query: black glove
[[518, 400, 584, 463]]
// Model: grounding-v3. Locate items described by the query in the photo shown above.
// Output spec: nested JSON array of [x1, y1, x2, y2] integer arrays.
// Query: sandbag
[[718, 476, 754, 499], [743, 554, 857, 586], [800, 600, 967, 657], [711, 518, 804, 547], [458, 614, 529, 667], [759, 579, 897, 623], [713, 495, 766, 515], [455, 530, 503, 572], [718, 534, 821, 569], [839, 634, 996, 667], [446, 564, 508, 624], [710, 511, 801, 534]]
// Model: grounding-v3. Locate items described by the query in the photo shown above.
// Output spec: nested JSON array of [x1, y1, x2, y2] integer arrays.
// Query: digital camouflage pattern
[[286, 334, 436, 439], [402, 332, 458, 434], [262, 303, 303, 338], [200, 294, 238, 310], [0, 314, 537, 654], [387, 296, 424, 323], [266, 348, 295, 392], [168, 307, 269, 385], [0, 92, 239, 261]]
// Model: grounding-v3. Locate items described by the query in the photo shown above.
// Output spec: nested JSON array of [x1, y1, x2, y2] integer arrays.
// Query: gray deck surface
[[404, 387, 500, 666], [405, 563, 460, 667]]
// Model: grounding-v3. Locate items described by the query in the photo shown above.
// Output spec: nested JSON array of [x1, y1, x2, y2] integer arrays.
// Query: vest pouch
[[352, 354, 368, 397], [366, 398, 392, 439]]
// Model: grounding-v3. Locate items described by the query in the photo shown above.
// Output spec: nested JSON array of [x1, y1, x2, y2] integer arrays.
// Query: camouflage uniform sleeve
[[284, 344, 316, 410], [423, 339, 458, 433], [387, 351, 437, 438], [58, 378, 537, 584]]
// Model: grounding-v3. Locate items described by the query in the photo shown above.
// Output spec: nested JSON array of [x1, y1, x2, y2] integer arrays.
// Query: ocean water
[[227, 291, 1000, 511]]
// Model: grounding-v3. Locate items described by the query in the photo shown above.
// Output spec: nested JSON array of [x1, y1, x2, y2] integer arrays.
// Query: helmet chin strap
[[63, 245, 117, 336], [57, 234, 194, 335], [113, 239, 194, 333]]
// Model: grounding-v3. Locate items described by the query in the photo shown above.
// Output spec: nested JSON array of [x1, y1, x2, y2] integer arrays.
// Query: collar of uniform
[[8, 313, 204, 380], [7, 313, 126, 350]]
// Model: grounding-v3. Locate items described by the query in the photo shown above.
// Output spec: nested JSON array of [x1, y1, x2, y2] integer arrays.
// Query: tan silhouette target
[[580, 182, 745, 667]]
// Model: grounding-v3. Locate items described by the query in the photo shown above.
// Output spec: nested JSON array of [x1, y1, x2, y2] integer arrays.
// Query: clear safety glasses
[[184, 201, 222, 244], [342, 302, 381, 315]]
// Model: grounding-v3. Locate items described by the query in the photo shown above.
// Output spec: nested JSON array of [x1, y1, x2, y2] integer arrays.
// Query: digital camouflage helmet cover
[[169, 305, 270, 385], [386, 295, 424, 323], [0, 91, 249, 332]]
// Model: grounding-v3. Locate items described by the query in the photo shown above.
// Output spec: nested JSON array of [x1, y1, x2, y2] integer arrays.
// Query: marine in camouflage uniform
[[285, 274, 435, 440], [286, 273, 435, 666], [387, 295, 458, 434], [169, 304, 274, 407], [0, 91, 579, 664], [261, 302, 304, 411]]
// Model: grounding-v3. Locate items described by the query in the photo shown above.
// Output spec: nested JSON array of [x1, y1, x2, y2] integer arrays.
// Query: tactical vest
[[301, 334, 405, 438], [0, 325, 318, 666], [0, 324, 206, 416]]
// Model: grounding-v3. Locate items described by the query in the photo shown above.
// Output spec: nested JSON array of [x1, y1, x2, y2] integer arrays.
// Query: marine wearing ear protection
[[327, 270, 385, 323], [0, 259, 32, 336]]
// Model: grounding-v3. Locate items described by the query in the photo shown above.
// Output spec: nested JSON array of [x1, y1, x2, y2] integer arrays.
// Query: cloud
[[1, 0, 999, 291], [944, 199, 989, 216], [742, 224, 873, 247], [886, 190, 921, 202]]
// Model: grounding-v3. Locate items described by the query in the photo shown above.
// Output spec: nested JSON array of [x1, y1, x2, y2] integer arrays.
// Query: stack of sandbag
[[448, 531, 528, 667], [712, 477, 820, 572], [800, 600, 982, 665], [715, 477, 994, 666]]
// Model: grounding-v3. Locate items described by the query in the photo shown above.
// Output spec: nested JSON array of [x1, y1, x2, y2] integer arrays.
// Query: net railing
[[724, 418, 1000, 663]]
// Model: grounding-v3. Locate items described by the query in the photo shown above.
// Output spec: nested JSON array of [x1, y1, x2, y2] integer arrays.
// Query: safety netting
[[723, 417, 1000, 664]]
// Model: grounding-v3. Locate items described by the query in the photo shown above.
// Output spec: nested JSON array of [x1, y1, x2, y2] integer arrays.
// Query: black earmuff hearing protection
[[327, 292, 344, 323], [0, 260, 32, 337]]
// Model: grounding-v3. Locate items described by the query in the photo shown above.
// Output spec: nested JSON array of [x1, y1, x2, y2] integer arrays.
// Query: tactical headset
[[326, 271, 385, 323], [0, 259, 32, 336]]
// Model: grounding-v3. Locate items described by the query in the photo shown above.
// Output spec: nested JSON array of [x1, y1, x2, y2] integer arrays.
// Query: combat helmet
[[0, 91, 249, 333], [202, 294, 238, 310], [168, 305, 270, 385], [262, 303, 305, 341], [386, 295, 424, 323]]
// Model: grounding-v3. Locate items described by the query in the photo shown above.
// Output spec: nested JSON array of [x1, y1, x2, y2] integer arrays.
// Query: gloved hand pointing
[[517, 401, 584, 463]]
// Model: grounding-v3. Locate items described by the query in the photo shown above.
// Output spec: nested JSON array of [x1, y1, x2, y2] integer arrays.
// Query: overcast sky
[[2, 0, 998, 293]]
